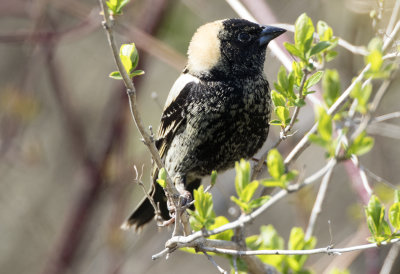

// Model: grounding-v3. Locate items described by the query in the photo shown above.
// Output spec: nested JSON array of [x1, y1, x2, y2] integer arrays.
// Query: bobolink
[[122, 18, 285, 230]]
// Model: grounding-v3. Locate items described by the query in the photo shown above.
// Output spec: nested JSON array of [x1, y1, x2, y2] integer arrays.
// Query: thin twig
[[351, 77, 394, 141], [133, 165, 163, 222], [379, 243, 400, 274], [276, 23, 369, 56], [383, 20, 400, 51], [199, 238, 400, 256], [373, 112, 400, 123], [383, 52, 400, 60], [363, 166, 399, 190], [305, 162, 336, 240], [202, 252, 228, 274], [305, 131, 344, 240], [387, 0, 400, 35], [350, 155, 373, 196], [98, 0, 175, 191]]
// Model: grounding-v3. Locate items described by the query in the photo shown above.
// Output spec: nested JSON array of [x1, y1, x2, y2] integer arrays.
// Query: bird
[[121, 18, 286, 230]]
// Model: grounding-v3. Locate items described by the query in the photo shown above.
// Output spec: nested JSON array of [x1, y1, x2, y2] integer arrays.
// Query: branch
[[251, 69, 309, 179], [97, 0, 179, 200], [200, 238, 400, 256], [156, 234, 400, 258], [154, 159, 337, 252], [379, 243, 400, 274], [305, 162, 336, 239], [373, 111, 400, 123], [284, 64, 371, 166], [202, 252, 228, 274], [350, 155, 373, 196], [279, 23, 369, 56]]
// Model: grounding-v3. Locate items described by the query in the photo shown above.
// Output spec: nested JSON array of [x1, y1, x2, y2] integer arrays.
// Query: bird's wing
[[156, 73, 200, 158]]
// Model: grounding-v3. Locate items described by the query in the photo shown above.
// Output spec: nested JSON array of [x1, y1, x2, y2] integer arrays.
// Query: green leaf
[[210, 170, 217, 187], [249, 225, 285, 272], [329, 268, 350, 274], [347, 131, 374, 156], [282, 170, 298, 182], [294, 13, 315, 57], [248, 195, 270, 209], [209, 216, 233, 241], [287, 227, 316, 271], [306, 71, 324, 89], [368, 37, 383, 52], [109, 71, 123, 80], [367, 49, 383, 72], [395, 190, 400, 203], [366, 37, 384, 72], [271, 90, 286, 107], [294, 98, 306, 107], [106, 0, 131, 15], [119, 43, 139, 73], [389, 202, 400, 231], [129, 70, 145, 78], [275, 106, 290, 127], [325, 50, 338, 62], [269, 119, 282, 126], [292, 61, 304, 86], [367, 215, 378, 237], [241, 181, 259, 203], [259, 225, 285, 249], [350, 81, 372, 114], [231, 196, 249, 213], [317, 21, 333, 41], [284, 42, 303, 59], [308, 134, 328, 147], [365, 195, 385, 238], [317, 109, 332, 141], [156, 168, 167, 188], [322, 69, 341, 107], [310, 41, 331, 56], [235, 159, 251, 197], [267, 149, 285, 180], [188, 185, 215, 230], [261, 178, 286, 188], [288, 227, 305, 250]]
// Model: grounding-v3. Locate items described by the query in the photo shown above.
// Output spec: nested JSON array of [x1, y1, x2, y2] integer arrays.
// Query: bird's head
[[186, 18, 286, 79]]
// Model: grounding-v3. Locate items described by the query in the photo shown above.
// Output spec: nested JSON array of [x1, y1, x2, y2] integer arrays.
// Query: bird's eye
[[237, 32, 251, 42]]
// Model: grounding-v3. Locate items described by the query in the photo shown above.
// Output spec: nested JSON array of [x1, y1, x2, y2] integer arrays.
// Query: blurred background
[[1, 0, 399, 273]]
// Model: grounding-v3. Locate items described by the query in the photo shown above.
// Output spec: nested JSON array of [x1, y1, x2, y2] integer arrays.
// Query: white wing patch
[[163, 73, 200, 110]]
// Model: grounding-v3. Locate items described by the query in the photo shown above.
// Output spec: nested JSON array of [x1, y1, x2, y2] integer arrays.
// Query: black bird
[[122, 18, 286, 230]]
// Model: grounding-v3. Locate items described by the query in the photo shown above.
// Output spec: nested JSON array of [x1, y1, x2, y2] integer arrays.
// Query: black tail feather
[[121, 178, 202, 231]]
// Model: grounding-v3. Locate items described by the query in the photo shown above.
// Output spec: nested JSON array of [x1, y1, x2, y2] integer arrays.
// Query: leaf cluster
[[109, 43, 145, 80], [106, 0, 130, 15], [231, 160, 270, 214], [271, 13, 337, 130], [244, 225, 316, 274], [365, 191, 400, 244], [261, 149, 298, 189], [365, 37, 397, 79]]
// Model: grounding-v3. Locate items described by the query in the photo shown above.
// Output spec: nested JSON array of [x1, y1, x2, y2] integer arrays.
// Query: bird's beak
[[259, 26, 286, 46]]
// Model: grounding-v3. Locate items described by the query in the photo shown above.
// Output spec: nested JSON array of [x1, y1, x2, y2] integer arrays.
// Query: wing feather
[[156, 73, 200, 158]]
